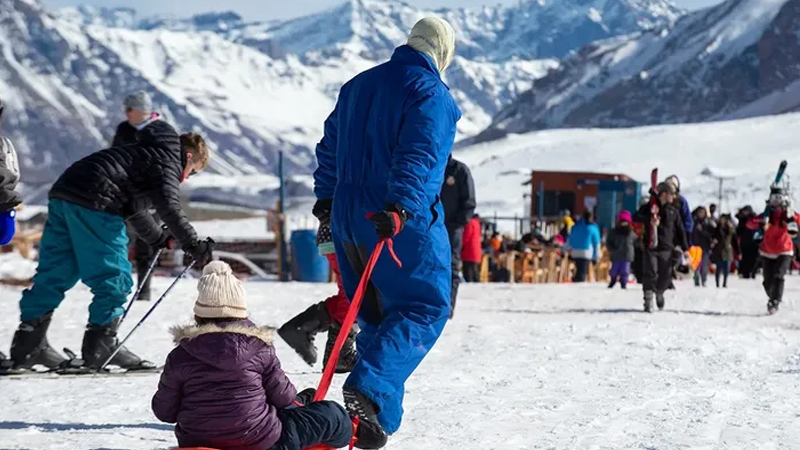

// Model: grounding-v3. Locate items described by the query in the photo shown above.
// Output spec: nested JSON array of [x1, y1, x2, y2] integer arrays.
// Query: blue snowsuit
[[678, 195, 693, 245], [313, 45, 461, 434]]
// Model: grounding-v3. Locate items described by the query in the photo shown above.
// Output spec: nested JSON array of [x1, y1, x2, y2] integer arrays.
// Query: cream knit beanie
[[194, 261, 247, 319], [407, 17, 456, 74]]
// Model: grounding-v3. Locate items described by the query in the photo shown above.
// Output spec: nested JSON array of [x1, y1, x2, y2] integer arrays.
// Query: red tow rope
[[304, 238, 401, 450]]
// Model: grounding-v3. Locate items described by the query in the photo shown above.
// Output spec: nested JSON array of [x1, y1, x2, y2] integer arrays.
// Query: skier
[[567, 210, 601, 283], [278, 200, 357, 373], [606, 210, 636, 289], [691, 207, 714, 287], [153, 261, 359, 450], [6, 124, 214, 372], [440, 155, 476, 317], [634, 182, 689, 312], [312, 16, 459, 447], [461, 214, 483, 283], [0, 97, 23, 245], [711, 213, 738, 288], [112, 91, 165, 301], [756, 186, 799, 314]]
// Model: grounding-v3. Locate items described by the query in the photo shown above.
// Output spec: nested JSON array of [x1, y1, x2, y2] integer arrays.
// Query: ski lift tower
[[700, 167, 740, 211]]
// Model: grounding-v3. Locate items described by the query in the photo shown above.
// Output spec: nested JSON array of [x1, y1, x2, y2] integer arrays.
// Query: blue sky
[[41, 0, 724, 21]]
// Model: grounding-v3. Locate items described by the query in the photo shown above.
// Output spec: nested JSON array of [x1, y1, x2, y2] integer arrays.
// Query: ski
[[0, 366, 163, 379], [648, 168, 659, 249], [773, 160, 788, 186]]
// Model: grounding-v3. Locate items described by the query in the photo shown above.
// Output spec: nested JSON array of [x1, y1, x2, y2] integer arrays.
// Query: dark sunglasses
[[188, 169, 198, 178], [125, 107, 133, 113]]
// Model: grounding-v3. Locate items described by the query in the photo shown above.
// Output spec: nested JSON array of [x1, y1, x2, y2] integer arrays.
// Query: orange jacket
[[759, 207, 800, 258]]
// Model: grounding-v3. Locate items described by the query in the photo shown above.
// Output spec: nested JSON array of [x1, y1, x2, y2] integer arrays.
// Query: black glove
[[312, 199, 333, 227], [186, 237, 214, 266], [153, 225, 176, 250], [369, 204, 409, 239], [295, 387, 316, 406]]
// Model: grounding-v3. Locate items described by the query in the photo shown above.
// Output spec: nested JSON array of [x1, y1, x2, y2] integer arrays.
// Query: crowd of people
[[1, 12, 798, 450]]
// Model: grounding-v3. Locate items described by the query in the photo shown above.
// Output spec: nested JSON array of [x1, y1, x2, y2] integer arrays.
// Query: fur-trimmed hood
[[168, 319, 276, 370], [170, 321, 274, 345]]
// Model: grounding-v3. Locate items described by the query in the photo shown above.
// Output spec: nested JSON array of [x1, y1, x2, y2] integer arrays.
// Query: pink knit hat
[[617, 210, 632, 223]]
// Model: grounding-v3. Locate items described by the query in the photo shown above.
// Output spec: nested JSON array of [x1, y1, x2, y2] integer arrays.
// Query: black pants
[[462, 261, 480, 282], [762, 255, 792, 304], [269, 401, 353, 450], [740, 245, 759, 278], [134, 237, 154, 298], [572, 258, 590, 283], [642, 250, 673, 293], [447, 227, 464, 315], [715, 260, 731, 287], [632, 246, 644, 283]]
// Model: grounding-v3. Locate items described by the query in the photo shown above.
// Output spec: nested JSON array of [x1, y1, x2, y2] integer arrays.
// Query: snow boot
[[643, 291, 654, 313], [343, 386, 388, 449], [81, 317, 155, 370], [323, 321, 358, 373], [8, 311, 67, 370], [278, 302, 331, 366], [656, 292, 666, 310], [768, 299, 780, 315]]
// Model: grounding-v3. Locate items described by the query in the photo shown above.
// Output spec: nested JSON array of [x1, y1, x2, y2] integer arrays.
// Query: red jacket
[[759, 208, 800, 258], [461, 217, 482, 263]]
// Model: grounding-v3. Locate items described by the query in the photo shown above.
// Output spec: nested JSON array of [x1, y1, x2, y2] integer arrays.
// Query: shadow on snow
[[483, 308, 765, 318]]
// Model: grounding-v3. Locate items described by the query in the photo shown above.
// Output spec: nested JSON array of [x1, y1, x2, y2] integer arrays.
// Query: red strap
[[314, 240, 386, 402]]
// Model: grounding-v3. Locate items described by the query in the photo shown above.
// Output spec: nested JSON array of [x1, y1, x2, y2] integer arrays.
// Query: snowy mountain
[[456, 112, 800, 225], [474, 0, 800, 142], [0, 0, 682, 208]]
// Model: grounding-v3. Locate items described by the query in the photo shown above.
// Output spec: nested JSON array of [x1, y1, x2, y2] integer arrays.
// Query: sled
[[688, 246, 703, 271]]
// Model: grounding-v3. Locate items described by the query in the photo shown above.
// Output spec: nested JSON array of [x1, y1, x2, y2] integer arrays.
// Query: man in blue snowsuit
[[312, 16, 460, 449]]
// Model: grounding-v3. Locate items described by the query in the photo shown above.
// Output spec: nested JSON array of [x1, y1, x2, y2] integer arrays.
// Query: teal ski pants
[[20, 199, 133, 325]]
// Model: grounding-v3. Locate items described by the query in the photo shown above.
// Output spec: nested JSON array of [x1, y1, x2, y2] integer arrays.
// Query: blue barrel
[[290, 229, 330, 282]]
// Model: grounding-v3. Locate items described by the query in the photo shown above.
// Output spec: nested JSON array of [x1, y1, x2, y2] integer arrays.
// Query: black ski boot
[[278, 302, 330, 366], [656, 292, 666, 311], [324, 321, 358, 373], [81, 317, 155, 370], [7, 312, 67, 370], [343, 386, 388, 449], [643, 291, 654, 313], [768, 299, 780, 315]]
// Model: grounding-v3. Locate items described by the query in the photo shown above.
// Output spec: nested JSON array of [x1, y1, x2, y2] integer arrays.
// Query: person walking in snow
[[755, 186, 799, 314], [6, 124, 214, 373], [634, 182, 689, 313], [567, 210, 601, 283], [311, 16, 460, 447], [278, 203, 357, 374], [664, 175, 694, 242], [461, 214, 483, 282], [736, 205, 760, 278], [153, 261, 358, 450], [440, 155, 476, 317], [711, 213, 738, 288], [606, 210, 636, 289], [691, 206, 714, 287], [113, 91, 165, 302], [0, 97, 23, 246]]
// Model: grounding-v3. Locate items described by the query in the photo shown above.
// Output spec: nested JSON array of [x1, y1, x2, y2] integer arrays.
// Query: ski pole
[[98, 258, 196, 372], [121, 248, 164, 324]]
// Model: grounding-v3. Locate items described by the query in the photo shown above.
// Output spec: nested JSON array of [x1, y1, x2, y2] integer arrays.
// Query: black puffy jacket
[[440, 157, 476, 230], [633, 201, 688, 253], [111, 121, 139, 148], [49, 120, 196, 248]]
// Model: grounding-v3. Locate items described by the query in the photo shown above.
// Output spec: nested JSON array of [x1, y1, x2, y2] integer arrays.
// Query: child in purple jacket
[[606, 210, 637, 289], [152, 261, 369, 450]]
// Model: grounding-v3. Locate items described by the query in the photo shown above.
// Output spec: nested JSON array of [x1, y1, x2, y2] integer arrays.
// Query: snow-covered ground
[[456, 113, 800, 223], [2, 274, 800, 449]]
